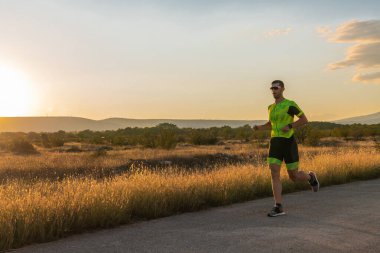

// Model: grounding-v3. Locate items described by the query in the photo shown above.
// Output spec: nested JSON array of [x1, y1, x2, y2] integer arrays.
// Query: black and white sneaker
[[267, 205, 286, 217], [309, 171, 319, 192]]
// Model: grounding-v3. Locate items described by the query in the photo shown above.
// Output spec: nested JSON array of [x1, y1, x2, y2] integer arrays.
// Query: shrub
[[157, 125, 177, 150], [41, 133, 65, 148], [50, 136, 65, 147], [305, 128, 322, 146], [140, 130, 158, 148], [190, 130, 218, 145], [350, 128, 365, 141], [41, 133, 51, 148], [111, 136, 127, 146], [235, 124, 254, 142], [295, 125, 311, 144], [10, 139, 39, 155], [253, 130, 269, 147]]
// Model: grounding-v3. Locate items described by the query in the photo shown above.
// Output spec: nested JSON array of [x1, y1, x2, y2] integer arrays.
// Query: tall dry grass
[[0, 144, 379, 251], [0, 143, 268, 182]]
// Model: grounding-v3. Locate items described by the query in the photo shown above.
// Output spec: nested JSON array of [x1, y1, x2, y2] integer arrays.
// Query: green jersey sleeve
[[288, 101, 304, 117]]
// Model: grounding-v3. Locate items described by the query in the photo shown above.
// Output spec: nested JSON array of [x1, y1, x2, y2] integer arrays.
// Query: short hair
[[271, 80, 284, 87]]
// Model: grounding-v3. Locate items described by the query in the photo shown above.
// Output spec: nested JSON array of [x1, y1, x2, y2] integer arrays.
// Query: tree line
[[0, 122, 379, 152]]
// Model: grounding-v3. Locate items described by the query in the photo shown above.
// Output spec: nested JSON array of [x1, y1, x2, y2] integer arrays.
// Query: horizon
[[1, 1, 380, 121], [0, 110, 379, 122]]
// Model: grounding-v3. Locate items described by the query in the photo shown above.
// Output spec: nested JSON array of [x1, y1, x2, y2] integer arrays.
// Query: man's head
[[270, 80, 285, 99]]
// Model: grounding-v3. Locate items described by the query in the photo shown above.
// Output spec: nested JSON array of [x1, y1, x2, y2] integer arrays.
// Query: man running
[[253, 80, 319, 217]]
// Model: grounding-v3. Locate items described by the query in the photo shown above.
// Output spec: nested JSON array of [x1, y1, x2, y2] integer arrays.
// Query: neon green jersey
[[268, 98, 304, 138]]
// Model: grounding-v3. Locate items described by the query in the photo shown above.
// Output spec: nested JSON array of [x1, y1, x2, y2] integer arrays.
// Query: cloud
[[332, 20, 380, 43], [353, 71, 380, 84], [265, 28, 292, 38], [326, 19, 380, 84], [329, 42, 380, 70], [316, 26, 333, 38]]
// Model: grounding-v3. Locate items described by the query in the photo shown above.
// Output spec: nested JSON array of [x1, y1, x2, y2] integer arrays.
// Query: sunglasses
[[270, 86, 280, 90]]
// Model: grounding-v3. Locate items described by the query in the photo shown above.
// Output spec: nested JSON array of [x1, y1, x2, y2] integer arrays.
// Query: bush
[[253, 130, 269, 147], [140, 130, 158, 148], [111, 136, 127, 146], [333, 127, 350, 140], [50, 136, 65, 147], [305, 129, 322, 146], [295, 125, 311, 144], [41, 133, 65, 148], [41, 133, 51, 148], [157, 125, 177, 150], [190, 130, 218, 145], [235, 124, 254, 142], [350, 128, 365, 141], [10, 139, 39, 155]]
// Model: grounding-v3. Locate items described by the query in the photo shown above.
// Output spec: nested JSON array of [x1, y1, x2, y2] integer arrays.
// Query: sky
[[0, 0, 379, 121]]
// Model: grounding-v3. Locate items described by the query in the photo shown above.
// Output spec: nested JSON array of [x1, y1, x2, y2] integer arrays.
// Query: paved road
[[14, 179, 380, 253]]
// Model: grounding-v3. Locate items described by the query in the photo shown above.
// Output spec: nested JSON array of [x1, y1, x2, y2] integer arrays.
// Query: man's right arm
[[253, 121, 271, 131]]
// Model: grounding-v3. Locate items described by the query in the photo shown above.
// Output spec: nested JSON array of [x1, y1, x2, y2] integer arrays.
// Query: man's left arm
[[289, 113, 308, 128], [281, 113, 308, 132]]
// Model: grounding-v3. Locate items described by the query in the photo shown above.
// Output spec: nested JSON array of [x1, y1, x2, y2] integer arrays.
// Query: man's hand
[[254, 121, 272, 131], [281, 125, 290, 132]]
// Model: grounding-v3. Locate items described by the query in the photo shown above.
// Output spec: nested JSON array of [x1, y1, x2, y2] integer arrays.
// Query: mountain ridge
[[0, 116, 265, 132], [333, 111, 380, 125], [0, 111, 378, 132]]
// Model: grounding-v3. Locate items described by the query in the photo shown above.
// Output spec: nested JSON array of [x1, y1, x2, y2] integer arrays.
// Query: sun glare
[[0, 66, 35, 116]]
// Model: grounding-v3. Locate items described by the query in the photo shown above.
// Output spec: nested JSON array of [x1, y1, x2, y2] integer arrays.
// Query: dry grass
[[0, 142, 379, 251], [0, 143, 267, 182]]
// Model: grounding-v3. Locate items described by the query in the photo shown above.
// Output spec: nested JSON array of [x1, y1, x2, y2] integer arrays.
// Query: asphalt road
[[13, 179, 380, 253]]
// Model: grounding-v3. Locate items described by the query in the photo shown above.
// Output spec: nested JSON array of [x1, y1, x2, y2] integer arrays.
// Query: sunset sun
[[0, 66, 35, 116]]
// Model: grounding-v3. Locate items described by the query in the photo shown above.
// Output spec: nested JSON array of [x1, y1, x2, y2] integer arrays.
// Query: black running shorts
[[267, 135, 299, 170]]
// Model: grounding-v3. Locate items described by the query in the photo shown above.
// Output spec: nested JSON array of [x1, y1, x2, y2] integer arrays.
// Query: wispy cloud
[[264, 28, 292, 38], [325, 20, 380, 84], [353, 72, 380, 83], [316, 25, 333, 38], [331, 20, 380, 42], [329, 42, 380, 70]]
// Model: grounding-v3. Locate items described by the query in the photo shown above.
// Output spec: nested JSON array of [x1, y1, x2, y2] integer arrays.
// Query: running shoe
[[267, 205, 286, 217], [309, 171, 320, 192]]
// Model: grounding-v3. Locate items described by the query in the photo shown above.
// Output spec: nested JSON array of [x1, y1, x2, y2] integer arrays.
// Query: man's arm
[[253, 121, 271, 131], [291, 114, 308, 128], [281, 114, 308, 132]]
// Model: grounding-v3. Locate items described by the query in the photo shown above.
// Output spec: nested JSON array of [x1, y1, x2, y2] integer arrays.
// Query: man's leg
[[267, 137, 286, 216], [284, 136, 320, 192], [267, 163, 286, 217], [270, 163, 282, 204], [287, 167, 320, 192], [287, 168, 310, 182]]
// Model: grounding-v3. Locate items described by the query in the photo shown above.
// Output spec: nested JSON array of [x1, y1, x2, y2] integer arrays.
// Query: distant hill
[[1, 111, 378, 133], [333, 112, 380, 125], [308, 121, 343, 129], [0, 117, 266, 133]]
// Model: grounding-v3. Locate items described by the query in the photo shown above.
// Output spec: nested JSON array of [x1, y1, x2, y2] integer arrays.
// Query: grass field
[[0, 140, 379, 251]]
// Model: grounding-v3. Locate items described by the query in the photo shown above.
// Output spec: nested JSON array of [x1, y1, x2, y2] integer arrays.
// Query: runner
[[253, 80, 319, 217]]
